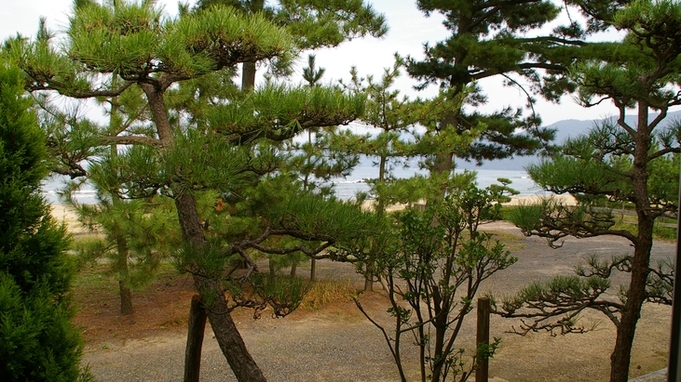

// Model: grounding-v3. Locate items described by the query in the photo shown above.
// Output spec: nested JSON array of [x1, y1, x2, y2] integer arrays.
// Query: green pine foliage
[[0, 61, 83, 381], [339, 58, 426, 211], [196, 0, 387, 50]]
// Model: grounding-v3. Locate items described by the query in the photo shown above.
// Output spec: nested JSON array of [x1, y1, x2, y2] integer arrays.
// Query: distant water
[[41, 159, 544, 204], [41, 175, 98, 205], [330, 158, 543, 200]]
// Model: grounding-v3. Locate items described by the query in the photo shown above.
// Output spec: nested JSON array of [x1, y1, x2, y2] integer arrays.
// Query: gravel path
[[83, 310, 407, 382], [82, 222, 675, 381]]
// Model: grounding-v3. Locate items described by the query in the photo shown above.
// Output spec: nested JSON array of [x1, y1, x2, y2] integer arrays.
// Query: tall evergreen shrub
[[0, 61, 83, 381]]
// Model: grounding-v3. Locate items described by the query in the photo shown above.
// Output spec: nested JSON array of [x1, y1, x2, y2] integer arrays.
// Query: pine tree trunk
[[143, 80, 266, 382], [175, 193, 267, 382], [119, 280, 133, 315], [111, 89, 133, 317], [608, 108, 654, 382], [290, 262, 297, 277], [431, 110, 459, 200], [193, 275, 267, 382], [609, 222, 653, 382], [115, 235, 132, 315], [433, 152, 453, 176], [242, 61, 256, 91]]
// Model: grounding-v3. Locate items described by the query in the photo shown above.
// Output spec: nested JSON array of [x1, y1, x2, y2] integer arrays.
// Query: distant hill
[[457, 110, 681, 171]]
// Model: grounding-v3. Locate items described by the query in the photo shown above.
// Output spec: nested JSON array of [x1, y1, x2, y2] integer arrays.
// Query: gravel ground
[[81, 222, 675, 381], [83, 308, 412, 381]]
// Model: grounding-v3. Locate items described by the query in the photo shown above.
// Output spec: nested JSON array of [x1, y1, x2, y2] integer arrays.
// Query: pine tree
[[58, 82, 181, 316], [338, 58, 429, 291], [275, 54, 359, 280], [500, 1, 681, 381], [0, 58, 84, 382], [10, 2, 375, 380], [342, 58, 421, 212], [405, 0, 568, 195]]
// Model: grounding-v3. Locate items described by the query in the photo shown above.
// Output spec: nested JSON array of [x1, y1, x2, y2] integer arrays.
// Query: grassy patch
[[612, 220, 677, 241], [654, 225, 677, 241], [72, 262, 181, 295], [500, 205, 521, 221], [489, 230, 526, 251], [71, 264, 118, 295], [299, 279, 358, 310]]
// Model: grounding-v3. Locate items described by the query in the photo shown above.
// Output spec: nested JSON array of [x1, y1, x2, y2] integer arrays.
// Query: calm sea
[[41, 159, 543, 205], [330, 159, 542, 200]]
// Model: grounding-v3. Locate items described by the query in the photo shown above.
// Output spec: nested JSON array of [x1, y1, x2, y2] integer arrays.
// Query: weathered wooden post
[[184, 294, 207, 382], [476, 297, 491, 382]]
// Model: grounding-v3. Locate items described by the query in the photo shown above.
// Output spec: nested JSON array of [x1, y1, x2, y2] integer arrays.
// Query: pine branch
[[517, 204, 638, 247], [101, 135, 162, 146], [517, 36, 587, 46], [29, 80, 135, 99]]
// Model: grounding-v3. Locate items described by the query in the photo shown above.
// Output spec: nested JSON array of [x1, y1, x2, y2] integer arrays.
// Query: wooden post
[[310, 258, 317, 281], [184, 294, 207, 382], [668, 168, 681, 381], [476, 297, 490, 382]]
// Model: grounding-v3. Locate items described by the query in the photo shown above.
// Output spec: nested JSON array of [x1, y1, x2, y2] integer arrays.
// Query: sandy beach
[[49, 204, 92, 235], [502, 193, 577, 206]]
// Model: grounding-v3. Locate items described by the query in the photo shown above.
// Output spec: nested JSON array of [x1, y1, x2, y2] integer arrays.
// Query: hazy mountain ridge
[[457, 110, 681, 171]]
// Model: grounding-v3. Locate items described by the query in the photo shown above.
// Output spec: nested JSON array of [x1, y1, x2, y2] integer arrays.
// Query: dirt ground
[[74, 222, 674, 381]]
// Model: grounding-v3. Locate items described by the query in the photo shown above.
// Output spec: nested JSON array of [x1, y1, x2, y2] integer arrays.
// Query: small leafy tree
[[499, 1, 681, 381], [0, 58, 85, 381], [355, 178, 517, 382]]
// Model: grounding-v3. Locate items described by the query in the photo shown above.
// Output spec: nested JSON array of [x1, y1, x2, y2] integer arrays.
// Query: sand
[[50, 204, 92, 235]]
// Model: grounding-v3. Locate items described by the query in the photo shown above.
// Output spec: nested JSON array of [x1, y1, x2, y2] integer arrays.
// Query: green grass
[[489, 230, 526, 251], [71, 262, 181, 295], [611, 220, 677, 241], [500, 205, 521, 222], [71, 264, 118, 294]]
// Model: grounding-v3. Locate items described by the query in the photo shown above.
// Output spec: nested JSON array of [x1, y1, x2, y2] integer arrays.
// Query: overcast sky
[[0, 0, 645, 126]]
